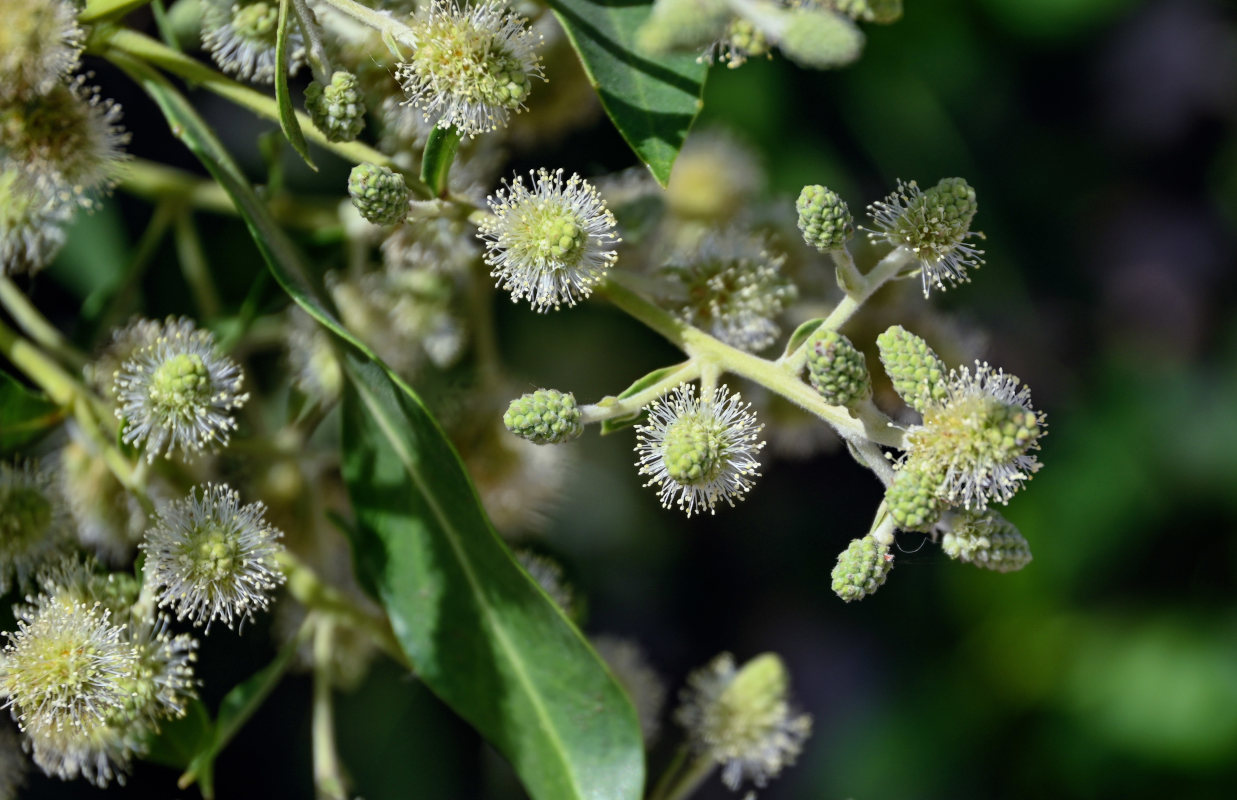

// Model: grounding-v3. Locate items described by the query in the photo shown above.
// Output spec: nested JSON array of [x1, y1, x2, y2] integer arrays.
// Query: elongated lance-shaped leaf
[[276, 0, 316, 170], [119, 52, 646, 800], [341, 353, 645, 800], [545, 0, 706, 186]]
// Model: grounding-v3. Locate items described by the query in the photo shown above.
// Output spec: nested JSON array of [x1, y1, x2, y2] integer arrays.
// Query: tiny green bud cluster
[[503, 389, 583, 445], [675, 652, 812, 790], [885, 466, 942, 531], [805, 329, 870, 406], [941, 510, 1033, 572], [796, 184, 853, 252], [305, 71, 366, 143], [876, 325, 948, 412], [348, 163, 410, 226], [831, 534, 892, 602]]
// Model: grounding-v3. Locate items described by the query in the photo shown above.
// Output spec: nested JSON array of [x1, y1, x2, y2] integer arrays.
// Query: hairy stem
[[579, 361, 701, 424], [312, 617, 348, 800]]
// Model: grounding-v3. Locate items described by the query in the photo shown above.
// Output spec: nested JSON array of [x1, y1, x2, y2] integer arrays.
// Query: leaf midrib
[[349, 371, 586, 800]]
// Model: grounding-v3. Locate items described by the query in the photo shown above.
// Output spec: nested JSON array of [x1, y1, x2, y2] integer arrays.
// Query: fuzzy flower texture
[[479, 168, 620, 311], [396, 0, 543, 136], [635, 384, 764, 517], [867, 177, 984, 296]]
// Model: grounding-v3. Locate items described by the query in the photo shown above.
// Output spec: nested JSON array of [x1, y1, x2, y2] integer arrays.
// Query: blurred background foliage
[[21, 0, 1237, 798]]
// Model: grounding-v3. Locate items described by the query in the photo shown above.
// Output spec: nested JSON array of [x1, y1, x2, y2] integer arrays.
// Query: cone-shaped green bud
[[347, 163, 409, 226], [885, 467, 941, 531], [661, 414, 723, 486], [835, 0, 903, 24], [796, 185, 852, 252], [876, 325, 948, 412], [503, 389, 583, 445], [777, 7, 864, 70], [831, 534, 892, 602], [805, 329, 870, 406], [305, 70, 366, 143], [941, 510, 1032, 572]]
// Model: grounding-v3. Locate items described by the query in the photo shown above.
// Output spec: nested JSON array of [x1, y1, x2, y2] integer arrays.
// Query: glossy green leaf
[[340, 353, 645, 800], [275, 0, 316, 170], [545, 0, 707, 185], [144, 698, 212, 771], [0, 369, 65, 454], [782, 318, 825, 359], [420, 125, 462, 198], [598, 361, 686, 435]]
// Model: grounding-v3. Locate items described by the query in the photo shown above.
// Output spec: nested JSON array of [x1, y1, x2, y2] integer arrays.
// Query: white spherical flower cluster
[[660, 233, 796, 352], [0, 459, 72, 594], [201, 0, 305, 84], [395, 0, 544, 136], [141, 483, 286, 630], [635, 384, 764, 517], [675, 652, 812, 790], [0, 0, 83, 101], [902, 361, 1045, 510], [478, 168, 620, 311], [113, 317, 249, 462]]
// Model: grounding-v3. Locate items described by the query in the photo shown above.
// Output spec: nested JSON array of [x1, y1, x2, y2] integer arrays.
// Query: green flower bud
[[831, 534, 892, 602], [835, 0, 903, 24], [636, 0, 730, 55], [868, 177, 983, 295], [796, 185, 852, 252], [305, 70, 366, 143], [875, 325, 948, 412], [776, 7, 864, 70], [885, 467, 941, 531], [347, 163, 409, 226], [941, 510, 1032, 572], [805, 329, 870, 406], [503, 389, 583, 445]]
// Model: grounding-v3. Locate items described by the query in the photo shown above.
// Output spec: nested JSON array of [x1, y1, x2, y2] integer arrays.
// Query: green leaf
[[180, 630, 305, 797], [0, 369, 65, 454], [420, 125, 462, 198], [144, 698, 212, 771], [340, 353, 645, 800], [275, 0, 316, 171], [598, 362, 686, 435], [545, 0, 707, 185], [782, 318, 825, 359]]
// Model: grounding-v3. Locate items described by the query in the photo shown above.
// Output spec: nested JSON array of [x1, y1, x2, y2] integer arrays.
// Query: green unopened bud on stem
[[805, 329, 870, 406], [831, 534, 892, 602], [796, 185, 852, 252], [941, 510, 1032, 572], [504, 389, 583, 445], [885, 466, 942, 531], [876, 325, 948, 412], [305, 71, 366, 143], [348, 164, 409, 226]]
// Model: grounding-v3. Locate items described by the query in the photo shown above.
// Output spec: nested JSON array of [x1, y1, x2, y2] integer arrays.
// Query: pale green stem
[[0, 317, 150, 509], [831, 247, 863, 292], [277, 550, 407, 666], [579, 361, 701, 425], [174, 210, 222, 320], [780, 246, 916, 373], [698, 360, 719, 396], [150, 0, 181, 52], [658, 755, 716, 800], [314, 0, 419, 44], [119, 159, 343, 230], [94, 28, 430, 196], [80, 0, 154, 22], [292, 0, 335, 84], [312, 617, 349, 800], [598, 274, 905, 449], [869, 501, 895, 547], [646, 744, 689, 800], [0, 277, 88, 370]]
